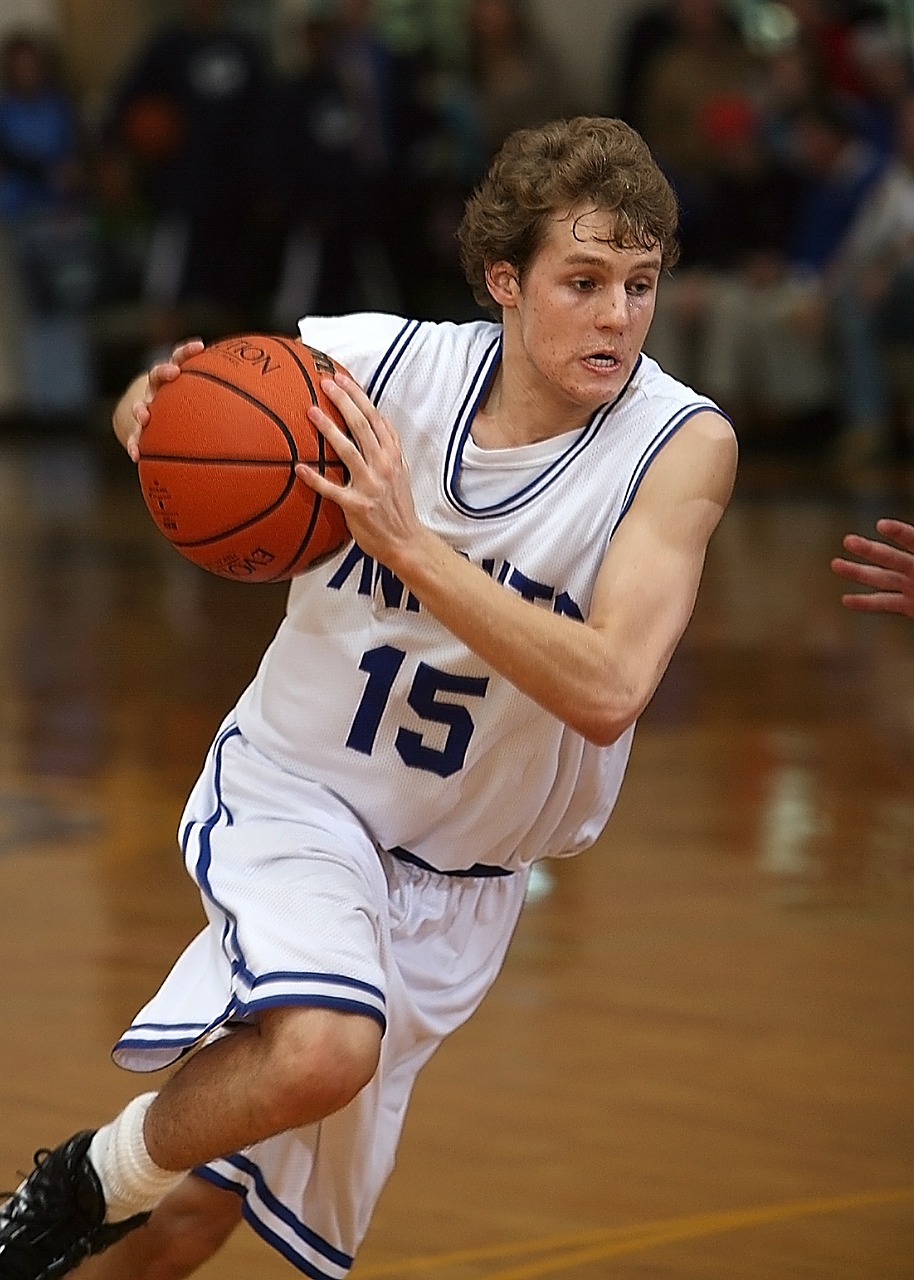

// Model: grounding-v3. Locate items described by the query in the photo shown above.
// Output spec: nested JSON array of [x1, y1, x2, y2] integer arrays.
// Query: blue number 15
[[346, 645, 489, 778]]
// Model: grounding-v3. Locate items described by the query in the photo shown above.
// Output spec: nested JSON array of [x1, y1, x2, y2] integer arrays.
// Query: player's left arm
[[300, 375, 736, 744]]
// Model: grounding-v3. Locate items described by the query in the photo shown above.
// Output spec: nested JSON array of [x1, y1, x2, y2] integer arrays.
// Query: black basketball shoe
[[0, 1130, 150, 1278]]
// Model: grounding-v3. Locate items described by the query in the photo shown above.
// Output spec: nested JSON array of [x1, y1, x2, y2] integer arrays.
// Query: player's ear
[[485, 261, 520, 309]]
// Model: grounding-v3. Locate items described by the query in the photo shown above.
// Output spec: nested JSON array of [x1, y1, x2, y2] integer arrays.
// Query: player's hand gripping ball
[[137, 335, 352, 581]]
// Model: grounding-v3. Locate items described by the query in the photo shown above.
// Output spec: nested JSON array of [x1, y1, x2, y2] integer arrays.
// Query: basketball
[[137, 335, 352, 582]]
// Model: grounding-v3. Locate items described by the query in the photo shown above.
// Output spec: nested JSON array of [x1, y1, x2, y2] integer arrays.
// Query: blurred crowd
[[1, 0, 913, 465]]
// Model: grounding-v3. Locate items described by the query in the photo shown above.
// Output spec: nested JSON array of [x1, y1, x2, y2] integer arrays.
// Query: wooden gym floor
[[0, 432, 911, 1278]]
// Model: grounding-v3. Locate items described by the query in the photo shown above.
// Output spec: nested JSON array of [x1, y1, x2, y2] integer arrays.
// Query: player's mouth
[[582, 351, 622, 371]]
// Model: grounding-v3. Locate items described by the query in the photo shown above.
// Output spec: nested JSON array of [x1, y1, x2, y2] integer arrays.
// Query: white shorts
[[113, 719, 530, 1277]]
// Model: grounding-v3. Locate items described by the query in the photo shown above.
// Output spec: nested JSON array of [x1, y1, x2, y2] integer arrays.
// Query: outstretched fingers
[[838, 533, 910, 574], [874, 517, 914, 554], [831, 519, 914, 619]]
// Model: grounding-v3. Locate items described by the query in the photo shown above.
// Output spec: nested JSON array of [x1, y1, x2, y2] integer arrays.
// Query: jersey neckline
[[443, 338, 643, 519]]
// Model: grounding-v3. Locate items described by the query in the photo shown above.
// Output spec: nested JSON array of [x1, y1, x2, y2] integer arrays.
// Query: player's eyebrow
[[564, 251, 662, 271]]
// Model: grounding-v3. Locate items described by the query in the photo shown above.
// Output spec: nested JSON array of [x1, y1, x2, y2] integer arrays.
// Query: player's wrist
[[386, 525, 464, 596]]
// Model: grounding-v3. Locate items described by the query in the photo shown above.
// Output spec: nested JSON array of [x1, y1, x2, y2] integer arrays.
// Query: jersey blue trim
[[443, 353, 643, 519], [441, 336, 501, 504], [364, 318, 420, 403], [115, 985, 387, 1058], [242, 993, 387, 1030], [611, 402, 727, 534], [247, 969, 384, 1000]]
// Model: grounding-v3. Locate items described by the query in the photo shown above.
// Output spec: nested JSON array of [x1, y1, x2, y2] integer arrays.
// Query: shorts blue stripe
[[198, 1152, 354, 1276]]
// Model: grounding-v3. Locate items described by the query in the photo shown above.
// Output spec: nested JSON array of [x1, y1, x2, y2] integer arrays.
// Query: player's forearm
[[389, 528, 650, 745]]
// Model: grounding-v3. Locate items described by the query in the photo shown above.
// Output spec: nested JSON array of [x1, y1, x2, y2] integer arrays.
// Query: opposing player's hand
[[295, 372, 423, 565], [831, 518, 914, 619], [115, 338, 205, 461]]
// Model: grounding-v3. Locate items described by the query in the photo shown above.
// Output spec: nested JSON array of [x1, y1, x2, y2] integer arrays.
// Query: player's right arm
[[112, 339, 205, 460]]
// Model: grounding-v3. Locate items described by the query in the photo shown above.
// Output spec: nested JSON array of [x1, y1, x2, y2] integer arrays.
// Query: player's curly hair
[[458, 116, 680, 315]]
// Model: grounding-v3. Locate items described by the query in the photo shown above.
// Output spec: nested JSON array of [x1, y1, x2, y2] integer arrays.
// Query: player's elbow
[[568, 687, 644, 747]]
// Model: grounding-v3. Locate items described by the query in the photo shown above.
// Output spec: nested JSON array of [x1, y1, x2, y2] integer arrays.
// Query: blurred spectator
[[609, 0, 681, 128], [648, 92, 884, 446], [464, 0, 577, 163], [104, 0, 270, 354], [267, 10, 372, 326], [0, 29, 97, 426], [645, 91, 802, 399], [847, 19, 913, 156], [789, 95, 884, 274], [609, 0, 743, 131], [633, 0, 758, 192], [827, 91, 914, 463], [756, 37, 828, 164], [781, 0, 868, 99], [328, 0, 441, 314]]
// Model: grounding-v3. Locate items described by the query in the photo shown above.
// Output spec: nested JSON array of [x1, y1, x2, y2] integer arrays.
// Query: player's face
[[495, 206, 662, 422]]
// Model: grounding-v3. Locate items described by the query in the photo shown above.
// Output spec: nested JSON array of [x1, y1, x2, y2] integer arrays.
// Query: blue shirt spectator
[[788, 96, 885, 274], [0, 31, 84, 223]]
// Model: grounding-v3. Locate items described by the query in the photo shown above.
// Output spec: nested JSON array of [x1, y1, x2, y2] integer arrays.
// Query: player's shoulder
[[620, 352, 736, 487], [629, 352, 720, 415], [298, 312, 501, 390]]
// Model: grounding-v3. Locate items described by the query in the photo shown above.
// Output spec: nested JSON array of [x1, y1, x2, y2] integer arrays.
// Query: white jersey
[[234, 313, 722, 873]]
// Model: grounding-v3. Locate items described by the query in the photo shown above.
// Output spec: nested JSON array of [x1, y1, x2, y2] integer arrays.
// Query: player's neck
[[473, 362, 588, 450]]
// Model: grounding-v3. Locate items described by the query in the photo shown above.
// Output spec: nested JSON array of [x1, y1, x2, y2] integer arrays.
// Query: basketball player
[[0, 116, 737, 1279], [831, 517, 914, 619]]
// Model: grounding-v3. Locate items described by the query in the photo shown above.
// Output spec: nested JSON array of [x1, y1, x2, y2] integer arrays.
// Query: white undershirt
[[458, 428, 585, 507]]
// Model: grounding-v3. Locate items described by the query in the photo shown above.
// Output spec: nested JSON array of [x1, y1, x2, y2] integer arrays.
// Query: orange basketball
[[137, 335, 351, 582]]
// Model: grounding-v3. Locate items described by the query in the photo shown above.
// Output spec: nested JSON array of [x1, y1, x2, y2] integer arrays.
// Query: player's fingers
[[831, 558, 897, 590], [172, 337, 204, 364], [316, 377, 382, 456], [146, 361, 181, 398], [295, 462, 350, 506], [831, 555, 868, 583], [839, 536, 911, 573], [875, 518, 914, 554], [146, 340, 204, 399], [306, 405, 368, 478], [841, 590, 908, 614], [325, 373, 402, 459]]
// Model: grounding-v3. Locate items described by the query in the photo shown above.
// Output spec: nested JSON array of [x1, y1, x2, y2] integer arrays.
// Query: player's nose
[[595, 284, 628, 329]]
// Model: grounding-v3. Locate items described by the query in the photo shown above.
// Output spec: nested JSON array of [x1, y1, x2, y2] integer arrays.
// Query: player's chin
[[573, 365, 628, 407]]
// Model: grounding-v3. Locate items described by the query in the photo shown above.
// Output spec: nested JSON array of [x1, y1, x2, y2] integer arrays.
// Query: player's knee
[[258, 1006, 382, 1130]]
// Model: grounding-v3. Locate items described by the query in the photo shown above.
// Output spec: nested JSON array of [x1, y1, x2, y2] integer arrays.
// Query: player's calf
[[72, 1176, 243, 1280]]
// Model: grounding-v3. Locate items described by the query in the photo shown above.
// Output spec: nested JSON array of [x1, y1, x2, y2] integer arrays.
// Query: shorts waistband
[[386, 846, 513, 878]]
